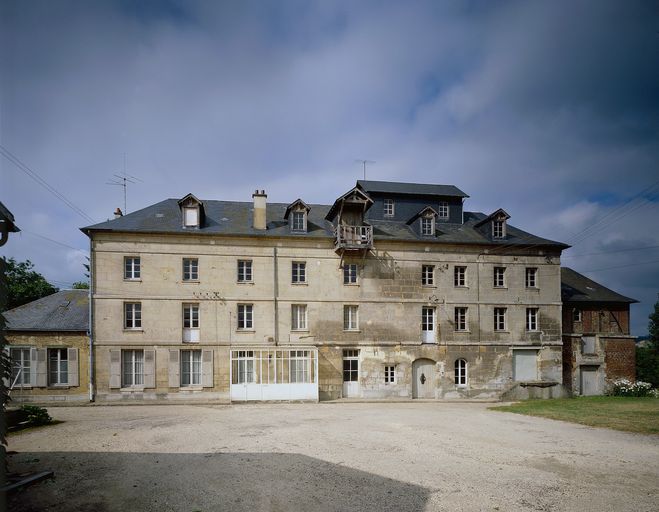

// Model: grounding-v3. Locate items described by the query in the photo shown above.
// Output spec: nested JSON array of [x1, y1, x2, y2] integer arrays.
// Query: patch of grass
[[491, 396, 659, 435]]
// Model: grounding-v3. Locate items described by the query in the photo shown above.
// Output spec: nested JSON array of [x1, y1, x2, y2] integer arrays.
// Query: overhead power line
[[562, 244, 659, 259], [0, 144, 96, 224]]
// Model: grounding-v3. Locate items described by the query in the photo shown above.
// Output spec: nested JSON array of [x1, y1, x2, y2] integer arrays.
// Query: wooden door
[[412, 359, 435, 398]]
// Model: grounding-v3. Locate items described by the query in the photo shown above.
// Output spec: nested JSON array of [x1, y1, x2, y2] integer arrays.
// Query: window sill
[[48, 385, 70, 389], [493, 286, 507, 290], [120, 387, 144, 392], [291, 282, 308, 286], [494, 330, 509, 333], [454, 286, 469, 289], [526, 287, 540, 291], [526, 330, 540, 333], [182, 280, 200, 284], [124, 279, 142, 283], [236, 329, 255, 333], [422, 284, 436, 288], [454, 330, 471, 333], [291, 329, 309, 333], [343, 283, 360, 287], [343, 329, 361, 333], [237, 281, 254, 285], [123, 329, 144, 332], [180, 386, 203, 391]]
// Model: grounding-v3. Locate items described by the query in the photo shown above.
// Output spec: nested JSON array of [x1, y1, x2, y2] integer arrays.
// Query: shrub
[[20, 405, 52, 426], [607, 379, 657, 397]]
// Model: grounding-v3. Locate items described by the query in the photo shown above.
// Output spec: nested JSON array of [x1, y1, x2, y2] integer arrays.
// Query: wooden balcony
[[335, 225, 373, 251]]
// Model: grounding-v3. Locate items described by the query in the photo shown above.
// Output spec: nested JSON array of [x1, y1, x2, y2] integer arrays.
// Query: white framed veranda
[[230, 347, 319, 401]]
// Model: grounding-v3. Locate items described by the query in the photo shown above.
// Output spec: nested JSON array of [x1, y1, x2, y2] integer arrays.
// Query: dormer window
[[178, 193, 204, 229], [438, 202, 449, 219], [492, 219, 505, 239], [384, 199, 394, 217], [284, 199, 311, 234], [421, 216, 435, 236], [292, 211, 306, 232], [183, 207, 199, 227]]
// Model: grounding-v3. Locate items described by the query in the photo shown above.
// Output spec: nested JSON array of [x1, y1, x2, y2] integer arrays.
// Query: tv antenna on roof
[[106, 153, 142, 214], [355, 159, 375, 180]]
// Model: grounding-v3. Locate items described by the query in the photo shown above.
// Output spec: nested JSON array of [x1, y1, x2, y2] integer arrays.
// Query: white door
[[413, 359, 435, 398], [342, 349, 360, 397], [513, 350, 538, 381], [580, 366, 600, 396]]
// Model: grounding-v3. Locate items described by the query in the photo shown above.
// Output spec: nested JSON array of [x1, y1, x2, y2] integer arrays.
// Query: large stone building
[[561, 267, 637, 395], [82, 180, 569, 402]]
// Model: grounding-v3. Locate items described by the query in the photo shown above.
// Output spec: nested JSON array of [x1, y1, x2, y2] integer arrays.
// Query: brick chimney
[[252, 190, 267, 230]]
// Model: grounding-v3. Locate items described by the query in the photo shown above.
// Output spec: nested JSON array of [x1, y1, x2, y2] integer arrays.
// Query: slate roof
[[357, 180, 469, 198], [4, 290, 89, 332], [561, 267, 637, 304]]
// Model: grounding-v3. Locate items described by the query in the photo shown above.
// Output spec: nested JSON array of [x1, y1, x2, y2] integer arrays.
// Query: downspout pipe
[[88, 237, 94, 402], [273, 247, 279, 345]]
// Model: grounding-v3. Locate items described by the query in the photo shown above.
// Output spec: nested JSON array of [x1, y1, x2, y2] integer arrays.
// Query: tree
[[649, 295, 659, 350], [636, 296, 659, 387], [72, 281, 89, 289], [2, 257, 58, 311]]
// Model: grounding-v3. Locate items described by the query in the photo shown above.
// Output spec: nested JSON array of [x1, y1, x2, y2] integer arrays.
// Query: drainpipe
[[88, 237, 95, 402], [273, 247, 279, 345]]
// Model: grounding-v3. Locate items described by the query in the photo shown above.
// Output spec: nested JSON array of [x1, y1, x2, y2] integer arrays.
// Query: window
[[343, 305, 359, 331], [124, 302, 142, 329], [454, 307, 468, 331], [124, 257, 140, 280], [291, 304, 308, 331], [238, 304, 253, 330], [383, 199, 394, 217], [235, 350, 255, 383], [493, 267, 506, 288], [183, 207, 199, 227], [48, 348, 68, 385], [422, 265, 434, 286], [581, 336, 596, 354], [10, 348, 31, 387], [421, 216, 434, 236], [181, 350, 202, 387], [526, 308, 538, 331], [183, 303, 200, 342], [182, 258, 198, 281], [454, 359, 467, 387], [237, 260, 253, 282], [292, 261, 306, 283], [122, 349, 144, 387], [343, 264, 358, 284], [290, 350, 311, 383], [384, 365, 396, 384], [454, 266, 467, 287], [494, 307, 507, 331], [438, 202, 449, 218], [573, 309, 582, 322], [292, 211, 306, 232], [422, 306, 435, 342], [526, 267, 538, 288], [493, 220, 505, 239], [343, 349, 359, 382]]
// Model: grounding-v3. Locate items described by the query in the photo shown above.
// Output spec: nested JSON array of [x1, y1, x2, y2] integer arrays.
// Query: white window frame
[[384, 365, 396, 384], [237, 304, 254, 330], [291, 211, 306, 232], [182, 258, 199, 281], [455, 358, 467, 387], [122, 349, 144, 387], [183, 206, 199, 227], [454, 307, 468, 331], [124, 302, 142, 330], [292, 261, 306, 284], [454, 266, 467, 287], [290, 350, 311, 383], [10, 347, 31, 387], [124, 256, 141, 280], [291, 304, 308, 331], [493, 266, 505, 288], [573, 309, 582, 322], [494, 307, 507, 331], [383, 199, 394, 217], [422, 306, 436, 333], [180, 349, 202, 387], [422, 264, 434, 286], [492, 220, 505, 239], [526, 267, 538, 288], [421, 216, 435, 236], [343, 349, 359, 382], [48, 348, 68, 386], [343, 264, 358, 285], [526, 308, 539, 331], [343, 305, 359, 331], [438, 201, 449, 219], [235, 350, 255, 384], [237, 260, 253, 283]]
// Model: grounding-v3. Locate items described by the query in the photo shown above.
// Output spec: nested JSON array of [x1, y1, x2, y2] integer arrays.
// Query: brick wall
[[604, 338, 636, 382]]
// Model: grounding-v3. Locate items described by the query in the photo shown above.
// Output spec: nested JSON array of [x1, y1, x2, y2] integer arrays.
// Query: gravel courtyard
[[8, 403, 659, 512]]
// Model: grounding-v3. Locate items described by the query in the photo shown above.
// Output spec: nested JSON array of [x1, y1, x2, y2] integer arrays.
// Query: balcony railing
[[335, 225, 373, 250]]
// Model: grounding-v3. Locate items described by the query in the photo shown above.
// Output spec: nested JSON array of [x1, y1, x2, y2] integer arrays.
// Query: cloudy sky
[[1, 0, 658, 335]]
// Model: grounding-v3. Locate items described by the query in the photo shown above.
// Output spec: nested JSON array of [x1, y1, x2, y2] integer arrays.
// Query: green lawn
[[491, 396, 659, 435]]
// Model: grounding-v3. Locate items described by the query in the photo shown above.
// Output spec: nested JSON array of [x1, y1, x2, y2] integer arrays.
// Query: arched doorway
[[412, 359, 435, 398]]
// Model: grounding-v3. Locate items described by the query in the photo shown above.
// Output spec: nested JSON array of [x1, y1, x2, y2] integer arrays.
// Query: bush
[[636, 347, 659, 388], [607, 379, 657, 397], [20, 405, 52, 426]]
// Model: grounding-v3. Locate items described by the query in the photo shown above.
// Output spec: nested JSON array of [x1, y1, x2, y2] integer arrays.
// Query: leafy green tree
[[636, 296, 659, 387], [2, 257, 58, 311], [649, 296, 659, 350], [72, 281, 89, 289]]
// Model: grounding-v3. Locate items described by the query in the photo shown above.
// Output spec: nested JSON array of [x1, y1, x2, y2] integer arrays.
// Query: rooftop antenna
[[105, 153, 143, 214], [355, 159, 375, 180]]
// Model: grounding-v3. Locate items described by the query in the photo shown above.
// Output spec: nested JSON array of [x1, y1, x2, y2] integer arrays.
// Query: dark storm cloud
[[1, 0, 657, 333]]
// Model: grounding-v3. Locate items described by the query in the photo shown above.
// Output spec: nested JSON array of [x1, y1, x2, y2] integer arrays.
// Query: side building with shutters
[[4, 289, 88, 402]]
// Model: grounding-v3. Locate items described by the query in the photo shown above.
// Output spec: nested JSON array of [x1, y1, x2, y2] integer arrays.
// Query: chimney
[[114, 208, 123, 219], [252, 190, 267, 230]]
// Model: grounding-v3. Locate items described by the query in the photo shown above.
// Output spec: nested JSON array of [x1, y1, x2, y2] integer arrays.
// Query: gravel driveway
[[8, 403, 659, 512]]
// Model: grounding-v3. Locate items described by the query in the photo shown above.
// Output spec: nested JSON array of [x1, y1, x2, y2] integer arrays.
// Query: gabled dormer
[[178, 193, 204, 229], [475, 208, 510, 240], [326, 187, 374, 252], [407, 206, 438, 237], [284, 199, 311, 233]]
